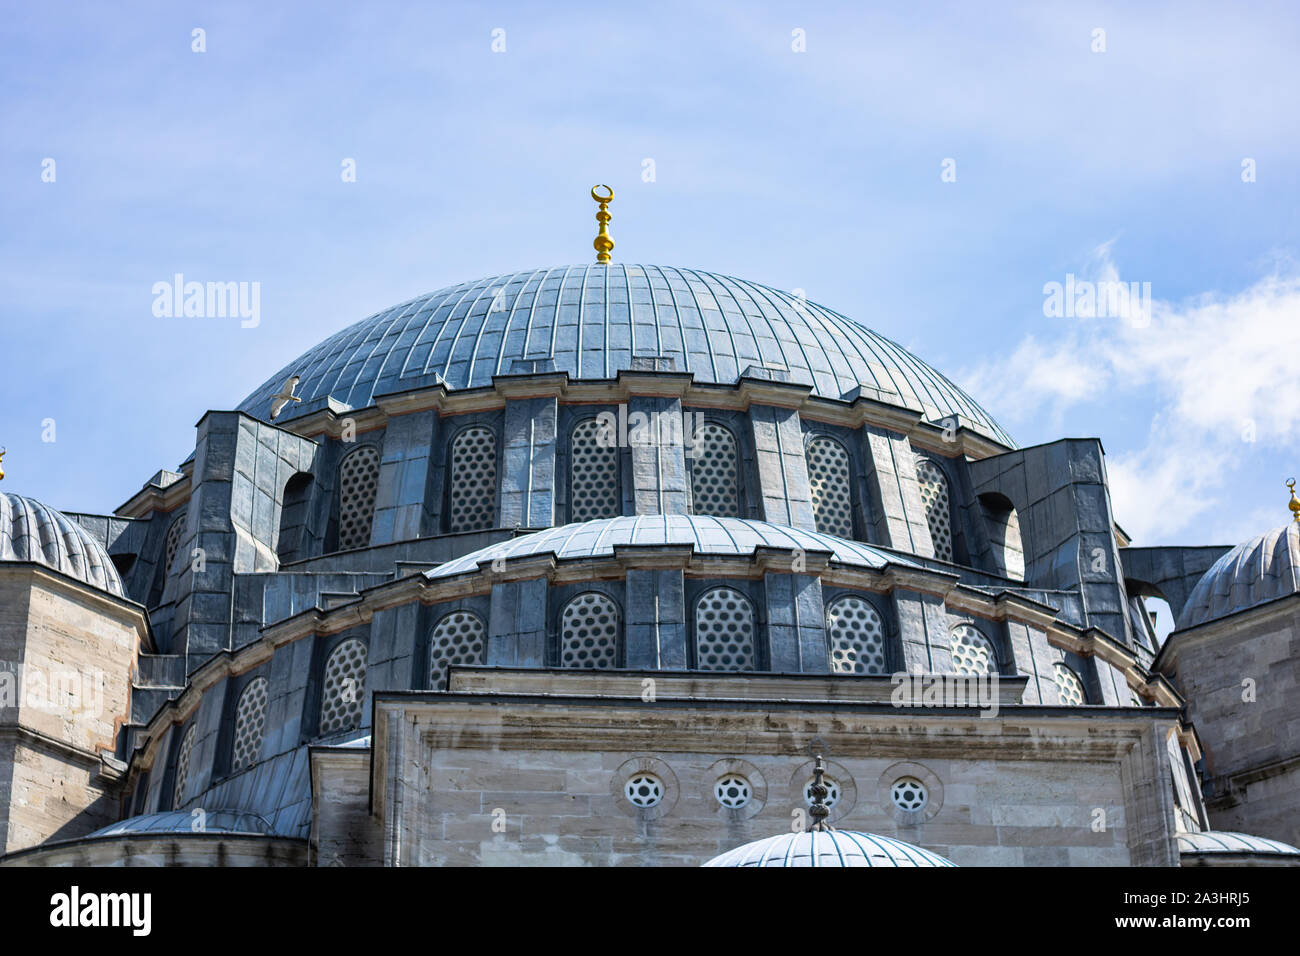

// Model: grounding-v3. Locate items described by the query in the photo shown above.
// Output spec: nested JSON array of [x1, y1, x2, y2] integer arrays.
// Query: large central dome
[[238, 264, 1012, 446]]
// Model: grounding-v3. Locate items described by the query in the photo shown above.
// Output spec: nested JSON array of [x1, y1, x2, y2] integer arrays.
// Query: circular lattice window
[[803, 776, 841, 809], [694, 587, 755, 671], [173, 723, 196, 807], [950, 624, 997, 676], [714, 774, 753, 809], [428, 610, 486, 691], [915, 458, 954, 562], [690, 423, 740, 517], [231, 677, 268, 771], [337, 445, 381, 551], [625, 774, 664, 809], [1054, 662, 1087, 705], [561, 592, 619, 669], [319, 638, 367, 736], [448, 426, 498, 533], [807, 437, 853, 538], [890, 776, 928, 812], [826, 595, 887, 674], [570, 419, 620, 521]]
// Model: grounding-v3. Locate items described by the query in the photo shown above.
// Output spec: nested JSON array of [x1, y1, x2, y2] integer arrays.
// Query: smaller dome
[[0, 493, 123, 597], [704, 829, 955, 867], [1176, 830, 1300, 858], [1179, 523, 1300, 629], [428, 515, 916, 580], [87, 810, 275, 838]]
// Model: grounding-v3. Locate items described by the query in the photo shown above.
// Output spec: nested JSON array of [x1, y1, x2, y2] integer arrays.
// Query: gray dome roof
[[0, 493, 123, 597], [87, 810, 274, 838], [1176, 830, 1300, 857], [704, 829, 956, 867], [238, 264, 1014, 446], [1179, 523, 1300, 629], [426, 515, 917, 580]]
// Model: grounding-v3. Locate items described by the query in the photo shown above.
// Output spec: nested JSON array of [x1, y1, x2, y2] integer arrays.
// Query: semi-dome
[[704, 829, 956, 867], [1179, 523, 1300, 629], [238, 264, 1013, 446], [86, 810, 274, 838], [0, 492, 123, 597], [426, 514, 918, 580]]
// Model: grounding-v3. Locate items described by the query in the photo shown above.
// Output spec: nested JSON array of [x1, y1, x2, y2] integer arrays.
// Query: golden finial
[[0, 448, 6, 481], [1288, 478, 1300, 523], [591, 184, 614, 264]]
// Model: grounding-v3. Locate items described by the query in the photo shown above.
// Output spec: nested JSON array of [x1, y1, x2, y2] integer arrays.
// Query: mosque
[[1, 188, 1297, 867]]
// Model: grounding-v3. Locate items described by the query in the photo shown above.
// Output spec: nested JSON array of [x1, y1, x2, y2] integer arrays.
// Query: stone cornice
[[0, 563, 155, 652], [1151, 592, 1300, 673], [244, 369, 1011, 460]]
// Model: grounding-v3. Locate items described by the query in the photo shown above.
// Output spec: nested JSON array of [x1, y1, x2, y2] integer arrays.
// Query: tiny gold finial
[[1288, 478, 1300, 523], [591, 184, 614, 264], [0, 448, 5, 481]]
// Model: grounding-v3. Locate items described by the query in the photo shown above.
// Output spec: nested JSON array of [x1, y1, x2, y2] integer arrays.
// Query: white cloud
[[963, 247, 1300, 544]]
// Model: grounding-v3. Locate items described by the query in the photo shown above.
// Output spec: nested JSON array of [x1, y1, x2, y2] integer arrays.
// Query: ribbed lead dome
[[238, 265, 1013, 446], [0, 493, 124, 597], [704, 829, 956, 867], [1179, 523, 1300, 629]]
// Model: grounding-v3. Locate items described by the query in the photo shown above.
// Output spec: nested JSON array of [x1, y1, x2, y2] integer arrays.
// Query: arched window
[[807, 437, 853, 538], [825, 595, 888, 674], [163, 513, 185, 578], [694, 586, 755, 670], [690, 423, 740, 518], [570, 418, 620, 522], [949, 624, 997, 675], [448, 426, 498, 532], [1053, 662, 1087, 705], [337, 446, 381, 551], [173, 723, 196, 808], [978, 493, 1024, 580], [560, 592, 620, 668], [319, 638, 367, 736], [915, 458, 954, 562], [428, 610, 486, 691], [231, 677, 269, 771], [277, 472, 314, 563]]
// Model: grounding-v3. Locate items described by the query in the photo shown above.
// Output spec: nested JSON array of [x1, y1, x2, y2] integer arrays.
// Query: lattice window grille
[[173, 724, 196, 807], [950, 624, 997, 676], [803, 776, 841, 808], [1054, 662, 1087, 705], [448, 427, 498, 532], [428, 611, 486, 691], [695, 587, 755, 671], [826, 596, 888, 674], [690, 423, 740, 517], [714, 774, 753, 809], [570, 419, 620, 521], [915, 458, 954, 562], [807, 437, 853, 538], [625, 774, 663, 808], [164, 514, 185, 577], [560, 592, 619, 669], [231, 677, 269, 771], [890, 777, 928, 812], [337, 445, 381, 551], [319, 638, 367, 736]]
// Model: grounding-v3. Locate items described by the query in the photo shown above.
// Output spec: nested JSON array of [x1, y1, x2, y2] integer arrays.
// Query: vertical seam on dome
[[646, 265, 693, 377], [441, 280, 497, 387], [494, 268, 546, 377], [719, 275, 814, 380]]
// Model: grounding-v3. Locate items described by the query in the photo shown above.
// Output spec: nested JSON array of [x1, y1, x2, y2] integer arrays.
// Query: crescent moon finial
[[591, 184, 614, 263]]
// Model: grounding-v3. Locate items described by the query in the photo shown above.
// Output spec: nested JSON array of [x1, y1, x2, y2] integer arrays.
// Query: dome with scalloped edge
[[704, 829, 956, 867], [237, 264, 1014, 446], [1178, 523, 1300, 629], [0, 493, 123, 597]]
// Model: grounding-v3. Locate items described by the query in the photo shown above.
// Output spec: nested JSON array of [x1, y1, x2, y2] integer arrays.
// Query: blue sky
[[3, 1, 1299, 562]]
